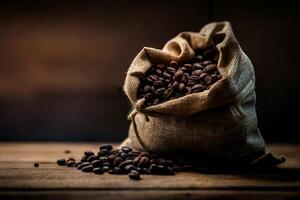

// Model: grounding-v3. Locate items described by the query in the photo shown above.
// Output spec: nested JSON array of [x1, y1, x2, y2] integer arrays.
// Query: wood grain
[[0, 143, 299, 199]]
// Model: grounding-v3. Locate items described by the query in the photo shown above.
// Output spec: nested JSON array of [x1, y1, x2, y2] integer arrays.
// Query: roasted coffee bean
[[144, 93, 153, 100], [102, 162, 111, 167], [113, 157, 123, 166], [33, 162, 39, 167], [133, 156, 141, 165], [100, 144, 113, 151], [149, 74, 158, 81], [202, 60, 212, 66], [192, 84, 204, 92], [204, 75, 212, 85], [153, 98, 160, 105], [108, 154, 116, 161], [156, 69, 163, 76], [98, 149, 109, 156], [167, 67, 176, 74], [78, 162, 90, 170], [67, 158, 75, 161], [109, 167, 122, 174], [193, 62, 203, 69], [57, 159, 66, 166], [144, 85, 152, 93], [120, 152, 128, 159], [138, 156, 149, 167], [87, 155, 98, 162], [203, 64, 217, 72], [169, 61, 179, 69], [155, 88, 165, 95], [84, 151, 95, 157], [91, 160, 102, 167], [81, 164, 94, 172], [157, 158, 166, 166], [153, 80, 163, 87], [102, 166, 111, 173], [120, 160, 133, 168], [166, 167, 176, 175], [192, 69, 202, 76], [163, 71, 172, 79], [140, 152, 150, 157], [128, 170, 140, 180], [157, 64, 166, 69], [93, 167, 103, 174], [174, 69, 184, 81], [172, 164, 182, 172], [81, 155, 87, 161], [199, 72, 209, 80], [99, 156, 108, 163], [67, 160, 75, 167], [121, 146, 133, 153], [149, 164, 158, 173], [124, 164, 134, 172]]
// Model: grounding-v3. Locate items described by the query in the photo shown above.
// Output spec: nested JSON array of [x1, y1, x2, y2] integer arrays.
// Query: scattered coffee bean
[[56, 144, 195, 180], [57, 159, 66, 166], [81, 164, 94, 172], [128, 170, 140, 180], [137, 47, 221, 106], [33, 162, 39, 167]]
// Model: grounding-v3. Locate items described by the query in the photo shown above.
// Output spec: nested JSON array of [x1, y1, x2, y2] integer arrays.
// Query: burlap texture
[[122, 21, 267, 162]]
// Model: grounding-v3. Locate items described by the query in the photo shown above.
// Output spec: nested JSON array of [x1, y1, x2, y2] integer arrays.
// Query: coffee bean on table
[[102, 166, 111, 173], [57, 159, 66, 166], [93, 167, 103, 174], [67, 160, 75, 167], [84, 151, 95, 157], [100, 144, 113, 151], [87, 155, 98, 162], [128, 170, 140, 180], [81, 164, 94, 172], [33, 162, 39, 167]]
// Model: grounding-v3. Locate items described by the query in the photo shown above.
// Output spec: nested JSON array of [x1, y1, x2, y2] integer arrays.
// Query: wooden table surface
[[0, 143, 299, 200]]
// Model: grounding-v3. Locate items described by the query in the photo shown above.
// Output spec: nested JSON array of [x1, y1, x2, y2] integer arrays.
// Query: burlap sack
[[122, 21, 285, 166]]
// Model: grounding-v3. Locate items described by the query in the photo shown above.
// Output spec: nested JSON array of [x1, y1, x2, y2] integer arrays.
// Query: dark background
[[0, 0, 299, 142]]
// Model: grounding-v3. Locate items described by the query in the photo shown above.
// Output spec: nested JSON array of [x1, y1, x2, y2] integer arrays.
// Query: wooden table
[[0, 143, 299, 200]]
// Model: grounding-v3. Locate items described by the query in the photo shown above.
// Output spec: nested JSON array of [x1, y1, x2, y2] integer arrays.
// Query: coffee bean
[[34, 162, 39, 167], [78, 162, 90, 170], [204, 75, 212, 85], [102, 166, 111, 173], [81, 155, 87, 162], [153, 98, 160, 105], [192, 69, 202, 76], [138, 157, 149, 167], [109, 167, 122, 174], [128, 170, 140, 180], [100, 144, 113, 151], [153, 80, 163, 87], [91, 160, 102, 167], [192, 84, 204, 93], [163, 71, 172, 79], [99, 156, 108, 163], [157, 158, 166, 166], [182, 164, 193, 171], [193, 62, 204, 69], [133, 156, 141, 165], [156, 64, 166, 69], [203, 64, 217, 72], [199, 72, 209, 80], [57, 159, 66, 166], [202, 60, 212, 66], [113, 157, 122, 166], [121, 146, 132, 153], [155, 88, 165, 95], [124, 164, 134, 172], [140, 152, 150, 157], [108, 154, 116, 161], [166, 160, 174, 166], [84, 151, 95, 157], [149, 75, 158, 81], [67, 160, 75, 167], [119, 160, 133, 168], [169, 61, 179, 69], [87, 155, 98, 162], [81, 164, 94, 172], [93, 167, 103, 174], [144, 93, 153, 100]]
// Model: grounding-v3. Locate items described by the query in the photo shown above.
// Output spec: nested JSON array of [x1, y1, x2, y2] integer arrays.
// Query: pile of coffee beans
[[56, 144, 192, 180], [137, 47, 222, 106]]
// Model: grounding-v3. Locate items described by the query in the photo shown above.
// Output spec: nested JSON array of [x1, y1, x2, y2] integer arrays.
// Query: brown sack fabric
[[122, 21, 285, 166]]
